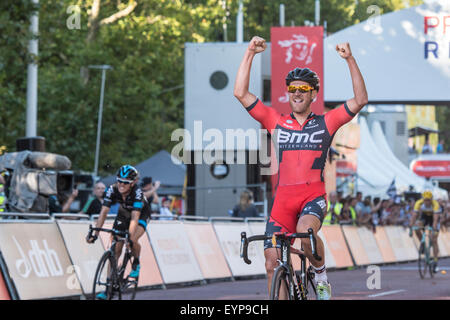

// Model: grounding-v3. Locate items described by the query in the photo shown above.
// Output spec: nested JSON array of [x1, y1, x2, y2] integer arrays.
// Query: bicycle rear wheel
[[270, 266, 292, 300], [92, 251, 117, 300], [118, 252, 138, 300]]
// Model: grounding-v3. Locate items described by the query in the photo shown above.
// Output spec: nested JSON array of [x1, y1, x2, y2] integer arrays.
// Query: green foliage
[[0, 0, 35, 153], [1, 0, 431, 177]]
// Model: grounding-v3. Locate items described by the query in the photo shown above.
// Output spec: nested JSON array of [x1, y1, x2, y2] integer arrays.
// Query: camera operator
[[48, 186, 79, 214]]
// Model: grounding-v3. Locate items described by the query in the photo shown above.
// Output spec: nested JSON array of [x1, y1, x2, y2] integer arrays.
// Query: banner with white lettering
[[147, 221, 203, 284], [56, 221, 106, 294], [0, 222, 82, 299], [271, 26, 324, 115]]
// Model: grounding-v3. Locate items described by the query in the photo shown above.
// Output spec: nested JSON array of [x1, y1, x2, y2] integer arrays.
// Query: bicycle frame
[[412, 226, 434, 256], [411, 225, 435, 279], [89, 226, 138, 300], [240, 229, 321, 300]]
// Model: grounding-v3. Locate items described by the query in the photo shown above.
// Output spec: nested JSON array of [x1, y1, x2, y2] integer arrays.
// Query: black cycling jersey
[[103, 184, 151, 230]]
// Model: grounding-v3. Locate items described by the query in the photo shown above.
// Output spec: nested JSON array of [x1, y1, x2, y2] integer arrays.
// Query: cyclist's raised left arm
[[336, 43, 368, 115]]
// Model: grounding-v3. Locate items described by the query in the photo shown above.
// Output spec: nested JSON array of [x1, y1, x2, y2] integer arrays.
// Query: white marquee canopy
[[324, 0, 450, 105]]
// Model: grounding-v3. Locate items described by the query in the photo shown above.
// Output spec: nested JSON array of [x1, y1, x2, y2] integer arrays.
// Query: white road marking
[[368, 289, 406, 298], [381, 266, 450, 271]]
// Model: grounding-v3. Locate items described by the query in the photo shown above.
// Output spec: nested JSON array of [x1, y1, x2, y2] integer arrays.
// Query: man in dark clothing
[[232, 190, 259, 218], [80, 182, 106, 216]]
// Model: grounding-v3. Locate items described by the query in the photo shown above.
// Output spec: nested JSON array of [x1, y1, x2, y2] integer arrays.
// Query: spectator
[[159, 197, 174, 220], [379, 199, 392, 225], [232, 190, 259, 218], [408, 144, 418, 155], [437, 198, 448, 231], [422, 138, 433, 154], [436, 139, 444, 153], [354, 191, 364, 214], [337, 190, 344, 203], [357, 196, 373, 228], [371, 197, 382, 227], [338, 197, 354, 225], [324, 191, 342, 225], [79, 182, 105, 217], [384, 201, 401, 225], [0, 173, 6, 213], [140, 176, 160, 213], [49, 188, 79, 214], [397, 200, 411, 227]]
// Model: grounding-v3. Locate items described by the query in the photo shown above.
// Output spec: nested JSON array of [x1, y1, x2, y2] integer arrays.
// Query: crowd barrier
[[0, 213, 449, 300], [147, 220, 203, 285]]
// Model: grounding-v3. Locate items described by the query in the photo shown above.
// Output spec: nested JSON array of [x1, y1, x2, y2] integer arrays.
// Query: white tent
[[371, 120, 428, 190], [357, 117, 399, 198], [324, 0, 450, 105], [356, 117, 447, 199]]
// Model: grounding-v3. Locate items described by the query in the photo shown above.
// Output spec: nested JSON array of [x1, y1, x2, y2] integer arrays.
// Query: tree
[[0, 0, 429, 177], [0, 0, 34, 153]]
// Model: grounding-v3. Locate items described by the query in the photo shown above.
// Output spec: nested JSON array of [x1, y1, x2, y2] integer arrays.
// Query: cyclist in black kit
[[87, 165, 150, 297]]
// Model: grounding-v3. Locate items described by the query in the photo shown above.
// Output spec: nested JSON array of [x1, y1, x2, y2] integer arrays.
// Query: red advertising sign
[[411, 159, 450, 178], [336, 160, 357, 177], [271, 26, 324, 115], [0, 271, 11, 300]]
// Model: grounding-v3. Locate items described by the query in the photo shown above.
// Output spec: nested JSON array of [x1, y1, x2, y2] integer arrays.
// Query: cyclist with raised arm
[[86, 165, 151, 299], [409, 190, 441, 273], [234, 36, 368, 300]]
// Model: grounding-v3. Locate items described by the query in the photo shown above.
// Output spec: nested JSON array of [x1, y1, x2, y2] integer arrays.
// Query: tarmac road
[[133, 258, 450, 300]]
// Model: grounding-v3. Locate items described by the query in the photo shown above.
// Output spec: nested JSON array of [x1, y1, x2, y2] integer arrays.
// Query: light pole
[[88, 64, 113, 177], [26, 0, 39, 137]]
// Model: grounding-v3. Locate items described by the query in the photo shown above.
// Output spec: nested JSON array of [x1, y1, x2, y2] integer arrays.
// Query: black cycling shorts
[[113, 211, 150, 232]]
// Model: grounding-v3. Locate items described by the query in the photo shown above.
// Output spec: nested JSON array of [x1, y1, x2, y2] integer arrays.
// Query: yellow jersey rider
[[410, 190, 441, 273]]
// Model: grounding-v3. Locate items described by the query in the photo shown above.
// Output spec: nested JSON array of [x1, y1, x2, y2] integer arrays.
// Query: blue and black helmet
[[116, 165, 139, 182]]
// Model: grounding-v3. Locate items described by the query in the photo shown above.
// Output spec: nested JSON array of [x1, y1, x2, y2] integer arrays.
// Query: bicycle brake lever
[[308, 228, 322, 262], [240, 232, 251, 264]]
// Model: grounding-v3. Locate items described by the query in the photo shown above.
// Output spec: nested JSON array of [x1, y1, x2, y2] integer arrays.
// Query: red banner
[[271, 26, 324, 115], [411, 159, 450, 177], [336, 160, 357, 177]]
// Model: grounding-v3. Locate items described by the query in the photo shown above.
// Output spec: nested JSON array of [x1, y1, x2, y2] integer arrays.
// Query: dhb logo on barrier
[[13, 236, 63, 279]]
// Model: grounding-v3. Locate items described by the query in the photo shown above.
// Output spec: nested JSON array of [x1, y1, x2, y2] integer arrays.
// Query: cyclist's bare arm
[[432, 212, 439, 230], [87, 205, 110, 242], [128, 210, 140, 239], [336, 43, 368, 114], [410, 211, 418, 227], [234, 36, 266, 108]]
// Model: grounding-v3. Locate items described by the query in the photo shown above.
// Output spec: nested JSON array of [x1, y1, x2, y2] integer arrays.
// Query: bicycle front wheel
[[418, 242, 427, 279], [118, 252, 138, 300], [92, 251, 117, 300], [270, 266, 292, 300], [429, 243, 435, 279], [307, 267, 317, 300]]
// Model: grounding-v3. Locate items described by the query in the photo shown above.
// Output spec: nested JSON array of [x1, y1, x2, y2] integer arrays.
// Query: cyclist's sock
[[312, 264, 328, 283]]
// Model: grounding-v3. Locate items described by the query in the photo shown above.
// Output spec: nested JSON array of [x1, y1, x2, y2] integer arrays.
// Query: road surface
[[133, 258, 450, 300]]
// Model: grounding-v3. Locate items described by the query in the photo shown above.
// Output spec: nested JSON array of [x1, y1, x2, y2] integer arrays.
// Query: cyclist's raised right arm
[[234, 36, 266, 108], [234, 36, 280, 131]]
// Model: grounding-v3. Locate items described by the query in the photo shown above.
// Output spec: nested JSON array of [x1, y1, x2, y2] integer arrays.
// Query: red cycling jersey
[[245, 99, 355, 248], [246, 99, 355, 188]]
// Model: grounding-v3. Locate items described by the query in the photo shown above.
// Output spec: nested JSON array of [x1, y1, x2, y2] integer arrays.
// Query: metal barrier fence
[[0, 214, 449, 300]]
